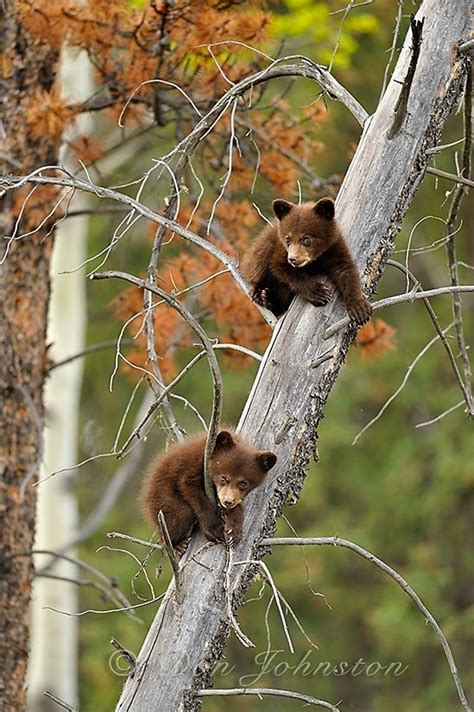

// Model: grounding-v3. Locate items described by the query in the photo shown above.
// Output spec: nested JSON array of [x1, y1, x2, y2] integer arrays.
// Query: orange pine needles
[[14, 0, 330, 385], [355, 318, 397, 362], [25, 87, 75, 140], [69, 135, 106, 165]]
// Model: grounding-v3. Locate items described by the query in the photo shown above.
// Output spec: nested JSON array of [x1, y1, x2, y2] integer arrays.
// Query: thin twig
[[45, 390, 155, 559], [197, 688, 340, 711], [426, 166, 474, 188], [106, 531, 161, 550], [49, 338, 133, 371], [233, 559, 294, 654], [352, 325, 451, 445], [224, 548, 254, 648], [43, 691, 77, 712], [459, 39, 474, 52], [19, 550, 139, 621], [157, 511, 183, 604], [110, 638, 136, 675], [443, 62, 473, 414], [415, 400, 465, 428], [90, 269, 222, 503], [96, 544, 155, 601], [388, 260, 473, 416], [36, 572, 143, 620], [45, 592, 165, 617]]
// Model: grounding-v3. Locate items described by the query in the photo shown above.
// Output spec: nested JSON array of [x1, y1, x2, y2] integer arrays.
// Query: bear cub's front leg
[[252, 284, 273, 311], [196, 502, 226, 544], [224, 505, 244, 546], [299, 280, 333, 308]]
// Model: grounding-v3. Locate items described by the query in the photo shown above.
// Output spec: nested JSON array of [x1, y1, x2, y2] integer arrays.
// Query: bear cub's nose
[[223, 499, 234, 508]]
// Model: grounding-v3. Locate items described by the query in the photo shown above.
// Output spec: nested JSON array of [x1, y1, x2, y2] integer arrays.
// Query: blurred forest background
[[23, 0, 473, 710]]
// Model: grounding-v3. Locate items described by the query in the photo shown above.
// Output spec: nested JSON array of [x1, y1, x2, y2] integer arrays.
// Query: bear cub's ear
[[313, 198, 335, 220], [256, 451, 277, 472], [273, 199, 293, 221], [215, 430, 235, 451]]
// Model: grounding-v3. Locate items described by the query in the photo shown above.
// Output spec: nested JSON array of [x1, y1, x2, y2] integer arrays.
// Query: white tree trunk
[[115, 1, 471, 710], [27, 49, 92, 711]]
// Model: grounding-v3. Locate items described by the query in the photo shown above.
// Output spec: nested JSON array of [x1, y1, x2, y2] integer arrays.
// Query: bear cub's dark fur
[[243, 197, 372, 324], [140, 430, 277, 551]]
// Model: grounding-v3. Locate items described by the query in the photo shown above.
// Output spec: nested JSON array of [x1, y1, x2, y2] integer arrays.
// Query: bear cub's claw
[[224, 524, 243, 547], [347, 298, 372, 326], [309, 283, 333, 307], [252, 286, 272, 310], [201, 512, 225, 544], [174, 535, 192, 558]]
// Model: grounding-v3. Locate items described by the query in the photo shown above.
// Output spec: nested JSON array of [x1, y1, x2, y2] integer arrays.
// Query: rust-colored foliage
[[110, 244, 271, 379], [69, 134, 106, 165], [355, 318, 397, 362], [14, 0, 327, 384], [25, 87, 75, 140]]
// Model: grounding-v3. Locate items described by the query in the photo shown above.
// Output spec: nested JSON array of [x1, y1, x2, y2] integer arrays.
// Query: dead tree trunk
[[116, 1, 471, 709], [0, 5, 60, 708]]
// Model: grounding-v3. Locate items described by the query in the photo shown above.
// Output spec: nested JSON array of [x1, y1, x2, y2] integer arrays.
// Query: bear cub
[[243, 197, 372, 325], [140, 430, 277, 552]]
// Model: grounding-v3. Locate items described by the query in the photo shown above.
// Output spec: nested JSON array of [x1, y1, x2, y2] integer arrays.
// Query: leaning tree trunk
[[0, 5, 60, 709], [116, 1, 471, 710]]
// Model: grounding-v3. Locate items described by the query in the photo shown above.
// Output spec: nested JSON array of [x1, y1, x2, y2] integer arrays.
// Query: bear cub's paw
[[200, 510, 226, 544], [252, 286, 272, 310], [308, 282, 333, 307], [224, 507, 244, 547], [347, 298, 372, 326], [174, 535, 192, 558]]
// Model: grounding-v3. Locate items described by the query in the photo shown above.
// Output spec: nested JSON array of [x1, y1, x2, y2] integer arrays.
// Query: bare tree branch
[[43, 690, 78, 712], [16, 550, 139, 621], [387, 260, 473, 416], [90, 269, 223, 503], [324, 285, 474, 340], [352, 324, 452, 445], [444, 61, 473, 413], [262, 536, 471, 712], [426, 166, 474, 188], [197, 687, 340, 710], [157, 511, 183, 604], [0, 170, 277, 327], [49, 338, 133, 371]]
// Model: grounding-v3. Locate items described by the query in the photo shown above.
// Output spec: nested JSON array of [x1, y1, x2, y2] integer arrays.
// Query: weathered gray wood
[[116, 2, 471, 710]]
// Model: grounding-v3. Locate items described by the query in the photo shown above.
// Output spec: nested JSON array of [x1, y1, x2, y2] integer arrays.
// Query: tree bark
[[0, 5, 60, 708], [115, 1, 471, 709]]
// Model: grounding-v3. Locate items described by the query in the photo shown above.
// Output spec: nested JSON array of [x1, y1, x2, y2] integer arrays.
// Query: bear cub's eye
[[301, 236, 311, 246], [238, 481, 248, 491], [285, 236, 292, 246], [220, 475, 228, 484]]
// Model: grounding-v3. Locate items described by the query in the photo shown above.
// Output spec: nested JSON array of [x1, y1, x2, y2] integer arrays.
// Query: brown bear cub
[[140, 430, 277, 552], [243, 197, 372, 325]]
